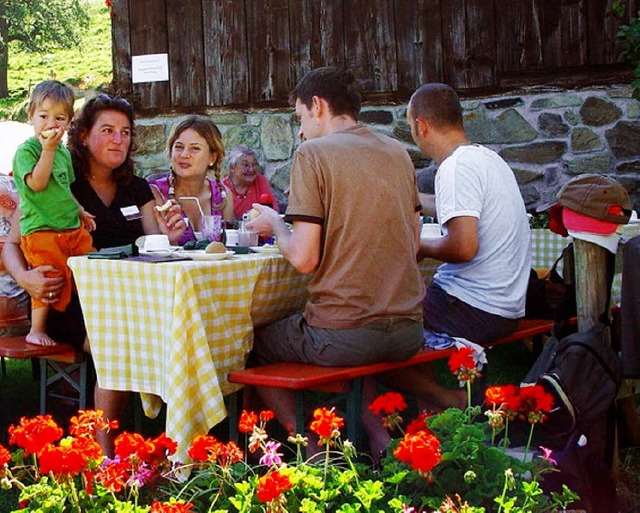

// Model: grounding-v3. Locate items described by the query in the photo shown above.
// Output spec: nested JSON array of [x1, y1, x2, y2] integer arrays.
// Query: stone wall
[[134, 85, 640, 213]]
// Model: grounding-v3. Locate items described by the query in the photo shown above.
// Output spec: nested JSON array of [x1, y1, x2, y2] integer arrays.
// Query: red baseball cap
[[562, 206, 625, 235]]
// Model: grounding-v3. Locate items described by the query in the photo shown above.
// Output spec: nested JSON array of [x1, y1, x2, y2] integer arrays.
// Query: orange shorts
[[21, 227, 95, 312]]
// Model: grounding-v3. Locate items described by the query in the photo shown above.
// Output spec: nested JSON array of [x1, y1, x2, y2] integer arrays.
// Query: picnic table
[[68, 225, 639, 463]]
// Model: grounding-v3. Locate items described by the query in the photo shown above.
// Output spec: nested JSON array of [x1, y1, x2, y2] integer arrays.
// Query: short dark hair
[[28, 80, 75, 119], [67, 93, 137, 186], [409, 83, 463, 130], [289, 67, 362, 120]]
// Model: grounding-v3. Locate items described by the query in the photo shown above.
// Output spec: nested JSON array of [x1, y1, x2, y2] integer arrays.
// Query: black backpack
[[521, 323, 623, 512], [525, 243, 577, 338], [521, 323, 622, 442]]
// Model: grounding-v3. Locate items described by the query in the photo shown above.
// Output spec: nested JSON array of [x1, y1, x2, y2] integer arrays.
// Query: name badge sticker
[[121, 205, 142, 220]]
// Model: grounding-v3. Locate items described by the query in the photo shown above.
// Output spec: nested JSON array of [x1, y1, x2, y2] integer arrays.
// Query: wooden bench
[[227, 317, 575, 447], [0, 335, 89, 414]]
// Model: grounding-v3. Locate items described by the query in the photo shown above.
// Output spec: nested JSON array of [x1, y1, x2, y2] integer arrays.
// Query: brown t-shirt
[[285, 124, 424, 329]]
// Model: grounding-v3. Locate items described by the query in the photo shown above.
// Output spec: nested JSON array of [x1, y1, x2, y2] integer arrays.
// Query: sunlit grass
[[1, 0, 112, 119]]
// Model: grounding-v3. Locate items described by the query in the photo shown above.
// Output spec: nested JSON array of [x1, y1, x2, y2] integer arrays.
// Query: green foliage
[[2, 0, 89, 52], [528, 212, 549, 229], [0, 0, 112, 118], [617, 11, 640, 100]]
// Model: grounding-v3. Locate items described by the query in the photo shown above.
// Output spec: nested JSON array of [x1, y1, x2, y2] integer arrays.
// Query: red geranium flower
[[8, 415, 64, 455], [69, 409, 118, 438], [38, 442, 87, 477], [188, 434, 221, 463], [150, 500, 194, 512], [518, 385, 554, 424], [368, 392, 407, 415], [256, 470, 293, 503], [259, 410, 275, 423], [405, 411, 434, 435], [501, 384, 521, 420], [0, 444, 12, 467], [216, 440, 244, 468], [238, 410, 258, 433], [393, 430, 442, 477], [448, 347, 481, 382], [369, 392, 408, 432], [95, 458, 130, 493], [485, 385, 508, 408], [147, 433, 178, 464], [114, 432, 156, 462], [308, 407, 344, 444]]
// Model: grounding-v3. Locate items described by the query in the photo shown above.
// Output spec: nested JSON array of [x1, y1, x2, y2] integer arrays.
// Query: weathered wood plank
[[343, 0, 397, 92], [574, 239, 611, 334], [127, 0, 170, 109], [246, 0, 292, 103], [541, 0, 587, 68], [110, 0, 133, 96], [395, 0, 443, 93], [494, 0, 543, 72], [587, 0, 637, 65], [442, 0, 495, 89], [109, 0, 638, 112], [203, 0, 248, 106], [165, 0, 205, 108], [289, 0, 345, 88]]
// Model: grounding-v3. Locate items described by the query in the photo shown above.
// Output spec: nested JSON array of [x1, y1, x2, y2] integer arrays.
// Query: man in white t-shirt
[[390, 83, 531, 410]]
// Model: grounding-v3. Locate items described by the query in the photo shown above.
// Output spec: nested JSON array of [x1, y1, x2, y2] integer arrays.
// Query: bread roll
[[155, 200, 172, 213], [205, 241, 227, 254]]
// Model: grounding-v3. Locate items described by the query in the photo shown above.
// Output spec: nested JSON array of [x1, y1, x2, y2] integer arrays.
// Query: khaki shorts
[[251, 312, 423, 367]]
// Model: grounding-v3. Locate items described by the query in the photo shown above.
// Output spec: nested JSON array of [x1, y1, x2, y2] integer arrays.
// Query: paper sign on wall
[[131, 53, 169, 84]]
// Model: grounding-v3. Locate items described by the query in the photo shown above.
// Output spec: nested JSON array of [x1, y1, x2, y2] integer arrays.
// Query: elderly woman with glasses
[[222, 144, 279, 221]]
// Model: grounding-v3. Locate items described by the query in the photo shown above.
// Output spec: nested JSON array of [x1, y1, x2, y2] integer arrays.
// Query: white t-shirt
[[434, 144, 531, 319]]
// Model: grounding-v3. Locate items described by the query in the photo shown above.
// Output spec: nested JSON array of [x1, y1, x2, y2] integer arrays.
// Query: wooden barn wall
[[110, 0, 638, 113]]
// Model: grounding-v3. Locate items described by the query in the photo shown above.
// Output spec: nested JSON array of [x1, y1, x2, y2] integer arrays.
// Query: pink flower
[[539, 446, 557, 466], [259, 440, 283, 467]]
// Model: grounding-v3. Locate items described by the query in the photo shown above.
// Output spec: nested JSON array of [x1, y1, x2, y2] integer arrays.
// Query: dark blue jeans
[[423, 282, 518, 344]]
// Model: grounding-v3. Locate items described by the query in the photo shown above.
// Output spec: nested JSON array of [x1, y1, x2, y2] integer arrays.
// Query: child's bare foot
[[26, 331, 57, 347]]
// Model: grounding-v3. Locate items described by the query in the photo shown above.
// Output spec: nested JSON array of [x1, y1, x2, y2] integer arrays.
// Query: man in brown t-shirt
[[247, 67, 424, 459]]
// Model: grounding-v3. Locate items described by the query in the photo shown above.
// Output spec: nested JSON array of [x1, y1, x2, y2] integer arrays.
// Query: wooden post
[[573, 239, 611, 337], [572, 238, 618, 472]]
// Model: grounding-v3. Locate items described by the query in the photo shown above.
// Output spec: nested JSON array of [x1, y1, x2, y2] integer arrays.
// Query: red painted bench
[[227, 317, 575, 446], [0, 335, 89, 413]]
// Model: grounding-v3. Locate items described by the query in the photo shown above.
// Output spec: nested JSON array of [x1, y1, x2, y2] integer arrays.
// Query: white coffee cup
[[144, 234, 171, 251], [225, 229, 239, 246]]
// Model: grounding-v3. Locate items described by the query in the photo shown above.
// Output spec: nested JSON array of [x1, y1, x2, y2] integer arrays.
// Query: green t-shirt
[[12, 137, 80, 236]]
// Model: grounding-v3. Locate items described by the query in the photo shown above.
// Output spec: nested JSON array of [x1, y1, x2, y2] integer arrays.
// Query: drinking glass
[[238, 220, 258, 246], [201, 215, 222, 241]]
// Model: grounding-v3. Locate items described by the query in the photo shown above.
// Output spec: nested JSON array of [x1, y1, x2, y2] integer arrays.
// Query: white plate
[[250, 246, 280, 254], [139, 247, 181, 257], [181, 250, 235, 261]]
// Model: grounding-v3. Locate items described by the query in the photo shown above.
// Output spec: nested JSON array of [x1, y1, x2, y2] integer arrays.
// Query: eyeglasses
[[238, 161, 260, 170]]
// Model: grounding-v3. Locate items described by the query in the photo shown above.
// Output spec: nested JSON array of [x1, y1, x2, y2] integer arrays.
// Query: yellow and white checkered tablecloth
[[531, 226, 640, 303], [68, 226, 639, 463], [68, 253, 310, 464]]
